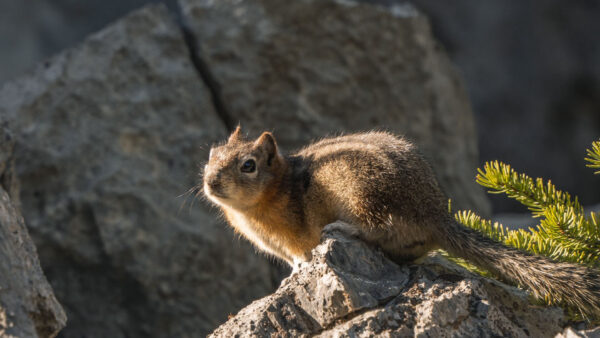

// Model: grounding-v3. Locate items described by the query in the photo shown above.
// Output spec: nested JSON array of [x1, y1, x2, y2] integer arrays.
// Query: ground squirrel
[[202, 126, 600, 317]]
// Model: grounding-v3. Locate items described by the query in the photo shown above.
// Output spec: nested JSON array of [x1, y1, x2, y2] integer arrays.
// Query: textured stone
[[180, 0, 490, 216], [0, 5, 282, 337], [0, 0, 181, 84], [556, 326, 600, 338], [210, 223, 566, 337], [0, 126, 66, 338], [4, 0, 600, 214]]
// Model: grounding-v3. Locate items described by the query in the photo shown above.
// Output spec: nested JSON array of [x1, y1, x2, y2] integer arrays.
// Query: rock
[[0, 126, 66, 337], [0, 5, 283, 337], [0, 0, 181, 84], [0, 1, 497, 336], [4, 0, 600, 214], [556, 326, 600, 338], [210, 222, 566, 337], [0, 125, 19, 206], [180, 0, 491, 216]]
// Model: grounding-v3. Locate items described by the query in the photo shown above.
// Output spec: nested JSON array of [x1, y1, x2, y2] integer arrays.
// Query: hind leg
[[378, 222, 437, 263], [358, 216, 436, 263]]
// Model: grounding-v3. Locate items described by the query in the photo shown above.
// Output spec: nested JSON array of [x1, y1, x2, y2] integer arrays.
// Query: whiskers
[[177, 183, 208, 215], [175, 157, 213, 215]]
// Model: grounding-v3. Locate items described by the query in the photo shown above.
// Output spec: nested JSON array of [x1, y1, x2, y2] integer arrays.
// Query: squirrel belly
[[202, 127, 600, 318]]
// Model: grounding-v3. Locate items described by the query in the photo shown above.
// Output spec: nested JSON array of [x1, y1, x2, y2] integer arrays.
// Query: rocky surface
[[0, 5, 282, 337], [180, 0, 490, 216], [0, 0, 492, 336], [0, 126, 66, 337], [210, 222, 566, 337], [557, 326, 600, 338], [0, 0, 180, 84]]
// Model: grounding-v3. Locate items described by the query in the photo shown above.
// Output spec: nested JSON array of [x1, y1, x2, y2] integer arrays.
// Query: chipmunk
[[202, 126, 600, 318]]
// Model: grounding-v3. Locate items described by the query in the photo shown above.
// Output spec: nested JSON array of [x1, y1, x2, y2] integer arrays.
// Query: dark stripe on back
[[285, 156, 310, 226]]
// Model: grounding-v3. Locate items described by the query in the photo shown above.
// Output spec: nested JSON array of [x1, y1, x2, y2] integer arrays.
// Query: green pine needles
[[449, 139, 600, 319], [586, 140, 600, 174], [460, 160, 600, 267]]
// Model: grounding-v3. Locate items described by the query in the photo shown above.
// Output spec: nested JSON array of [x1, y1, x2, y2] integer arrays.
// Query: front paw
[[291, 259, 302, 274], [279, 258, 308, 287]]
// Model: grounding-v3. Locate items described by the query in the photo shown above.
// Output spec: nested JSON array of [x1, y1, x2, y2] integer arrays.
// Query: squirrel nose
[[205, 173, 223, 194], [208, 178, 221, 191]]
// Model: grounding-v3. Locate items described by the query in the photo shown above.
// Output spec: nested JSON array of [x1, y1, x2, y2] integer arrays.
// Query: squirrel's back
[[294, 132, 447, 222], [293, 132, 446, 258]]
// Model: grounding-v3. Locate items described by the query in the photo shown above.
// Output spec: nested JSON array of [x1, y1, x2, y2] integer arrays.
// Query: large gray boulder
[[3, 0, 600, 215], [180, 0, 490, 216], [0, 0, 180, 84], [0, 127, 66, 337], [210, 222, 566, 337], [0, 5, 281, 337], [0, 1, 493, 336]]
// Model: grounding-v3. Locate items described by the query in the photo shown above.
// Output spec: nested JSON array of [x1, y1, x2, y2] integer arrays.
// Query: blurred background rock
[[0, 1, 489, 335], [1, 1, 599, 337], [3, 0, 598, 213]]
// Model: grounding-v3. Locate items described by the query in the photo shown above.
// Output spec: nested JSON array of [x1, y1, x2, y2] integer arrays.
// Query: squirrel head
[[203, 126, 284, 210]]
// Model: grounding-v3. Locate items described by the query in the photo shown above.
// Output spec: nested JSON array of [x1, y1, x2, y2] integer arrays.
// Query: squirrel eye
[[241, 159, 256, 173]]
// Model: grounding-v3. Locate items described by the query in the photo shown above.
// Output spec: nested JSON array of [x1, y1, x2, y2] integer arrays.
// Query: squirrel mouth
[[204, 182, 227, 200], [209, 191, 227, 199]]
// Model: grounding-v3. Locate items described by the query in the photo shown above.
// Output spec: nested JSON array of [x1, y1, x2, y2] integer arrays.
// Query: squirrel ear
[[254, 132, 278, 165], [228, 125, 243, 143]]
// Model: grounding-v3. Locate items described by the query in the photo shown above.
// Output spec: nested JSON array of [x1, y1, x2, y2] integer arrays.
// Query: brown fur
[[202, 127, 600, 317]]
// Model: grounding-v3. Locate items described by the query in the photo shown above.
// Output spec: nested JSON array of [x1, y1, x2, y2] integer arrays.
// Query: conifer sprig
[[455, 210, 599, 267], [450, 139, 600, 320], [586, 140, 600, 174], [476, 161, 583, 217], [473, 160, 600, 261]]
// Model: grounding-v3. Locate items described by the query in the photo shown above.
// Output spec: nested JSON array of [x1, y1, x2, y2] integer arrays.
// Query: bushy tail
[[434, 217, 600, 318]]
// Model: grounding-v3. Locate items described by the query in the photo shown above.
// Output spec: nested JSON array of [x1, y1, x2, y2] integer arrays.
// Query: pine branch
[[476, 161, 584, 218], [450, 139, 600, 320], [455, 210, 599, 267], [586, 140, 600, 174], [537, 205, 600, 254]]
